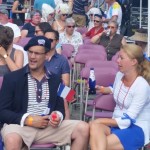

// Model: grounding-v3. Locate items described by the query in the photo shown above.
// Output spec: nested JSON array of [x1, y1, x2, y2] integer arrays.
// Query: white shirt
[[59, 30, 83, 56], [3, 22, 21, 38], [112, 72, 150, 144]]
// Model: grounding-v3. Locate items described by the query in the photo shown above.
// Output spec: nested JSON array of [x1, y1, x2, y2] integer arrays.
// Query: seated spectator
[[0, 26, 23, 76], [90, 44, 150, 150], [87, 7, 102, 31], [0, 9, 21, 43], [41, 3, 55, 25], [21, 10, 42, 38], [45, 30, 70, 119], [83, 14, 104, 39], [52, 3, 71, 33], [33, 0, 56, 11], [59, 18, 83, 59], [91, 20, 126, 60], [35, 22, 62, 54], [129, 28, 147, 51], [0, 36, 89, 150]]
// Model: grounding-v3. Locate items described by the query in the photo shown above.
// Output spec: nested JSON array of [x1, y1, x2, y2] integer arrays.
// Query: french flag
[[57, 83, 75, 102]]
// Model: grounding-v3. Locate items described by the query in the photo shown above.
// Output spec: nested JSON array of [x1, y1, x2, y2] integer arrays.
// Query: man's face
[[32, 13, 41, 24], [0, 13, 8, 23], [45, 32, 57, 50], [28, 45, 46, 71]]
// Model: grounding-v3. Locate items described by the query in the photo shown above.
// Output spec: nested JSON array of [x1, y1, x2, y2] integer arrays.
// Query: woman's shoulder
[[136, 76, 150, 87]]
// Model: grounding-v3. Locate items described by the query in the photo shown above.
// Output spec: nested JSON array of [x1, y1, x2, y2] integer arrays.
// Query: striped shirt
[[27, 74, 50, 115], [73, 0, 88, 15]]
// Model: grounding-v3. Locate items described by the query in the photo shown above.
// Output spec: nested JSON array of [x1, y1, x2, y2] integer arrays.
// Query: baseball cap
[[24, 36, 51, 53], [0, 9, 9, 16]]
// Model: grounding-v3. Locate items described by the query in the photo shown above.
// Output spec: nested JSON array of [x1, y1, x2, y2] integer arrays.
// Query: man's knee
[[4, 133, 23, 149]]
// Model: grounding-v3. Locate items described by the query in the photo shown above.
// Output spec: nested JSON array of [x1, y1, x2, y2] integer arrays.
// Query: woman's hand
[[0, 46, 7, 57]]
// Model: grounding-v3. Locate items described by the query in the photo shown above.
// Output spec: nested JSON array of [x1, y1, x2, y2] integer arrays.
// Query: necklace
[[116, 76, 137, 110]]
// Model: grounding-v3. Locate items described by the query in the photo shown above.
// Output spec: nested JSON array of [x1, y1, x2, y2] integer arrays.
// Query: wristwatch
[[3, 54, 8, 59]]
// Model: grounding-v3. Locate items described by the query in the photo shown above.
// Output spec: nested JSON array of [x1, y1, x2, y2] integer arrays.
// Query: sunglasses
[[89, 14, 94, 16], [48, 38, 57, 42], [49, 13, 54, 16], [67, 25, 75, 28], [35, 30, 42, 34], [94, 20, 100, 23], [62, 14, 68, 16], [108, 26, 116, 29]]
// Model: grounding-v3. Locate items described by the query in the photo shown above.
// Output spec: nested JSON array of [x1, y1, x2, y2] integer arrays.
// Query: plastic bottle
[[89, 68, 96, 95]]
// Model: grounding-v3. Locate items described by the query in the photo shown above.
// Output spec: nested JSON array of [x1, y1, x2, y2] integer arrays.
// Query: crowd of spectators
[[0, 0, 150, 150]]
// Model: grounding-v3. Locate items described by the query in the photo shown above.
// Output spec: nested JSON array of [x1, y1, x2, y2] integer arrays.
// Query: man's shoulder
[[112, 2, 121, 10], [5, 22, 20, 29]]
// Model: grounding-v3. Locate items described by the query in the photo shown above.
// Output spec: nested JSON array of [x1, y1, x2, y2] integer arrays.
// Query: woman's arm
[[91, 32, 103, 44], [52, 21, 58, 31], [95, 85, 112, 94], [12, 0, 26, 14]]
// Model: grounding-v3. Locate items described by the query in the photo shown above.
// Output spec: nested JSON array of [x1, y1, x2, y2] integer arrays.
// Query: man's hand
[[25, 115, 49, 128], [49, 111, 61, 128]]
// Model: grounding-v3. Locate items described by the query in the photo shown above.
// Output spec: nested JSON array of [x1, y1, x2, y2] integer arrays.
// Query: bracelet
[[99, 86, 105, 93], [27, 116, 33, 126]]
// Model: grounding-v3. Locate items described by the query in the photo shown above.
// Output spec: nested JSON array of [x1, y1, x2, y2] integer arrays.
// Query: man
[[44, 29, 70, 119], [33, 0, 56, 12], [59, 18, 83, 58], [72, 0, 89, 27], [103, 0, 122, 33], [0, 36, 89, 150], [0, 9, 21, 43], [91, 20, 126, 60]]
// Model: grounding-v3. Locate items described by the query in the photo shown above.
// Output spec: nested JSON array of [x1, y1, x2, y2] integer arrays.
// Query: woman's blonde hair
[[121, 44, 150, 84]]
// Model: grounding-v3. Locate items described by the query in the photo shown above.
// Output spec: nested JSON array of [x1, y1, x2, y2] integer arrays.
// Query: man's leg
[[71, 121, 89, 150], [4, 133, 23, 150]]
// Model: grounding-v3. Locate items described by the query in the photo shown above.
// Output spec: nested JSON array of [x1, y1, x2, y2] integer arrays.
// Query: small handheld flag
[[57, 83, 76, 102]]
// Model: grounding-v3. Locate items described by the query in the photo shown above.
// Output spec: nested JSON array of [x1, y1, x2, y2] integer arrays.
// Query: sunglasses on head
[[94, 20, 100, 23], [67, 25, 75, 28], [35, 30, 41, 33], [62, 14, 68, 16], [108, 26, 116, 29], [49, 13, 54, 16]]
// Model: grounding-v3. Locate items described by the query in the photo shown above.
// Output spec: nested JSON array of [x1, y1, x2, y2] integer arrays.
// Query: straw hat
[[129, 30, 148, 43]]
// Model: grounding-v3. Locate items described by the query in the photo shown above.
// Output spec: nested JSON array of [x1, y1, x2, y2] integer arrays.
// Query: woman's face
[[47, 13, 55, 22], [94, 16, 102, 27], [117, 49, 137, 74], [35, 26, 44, 36], [60, 14, 68, 21]]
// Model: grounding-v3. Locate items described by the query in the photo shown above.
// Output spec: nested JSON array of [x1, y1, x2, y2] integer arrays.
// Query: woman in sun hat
[[41, 3, 55, 25], [52, 3, 71, 33]]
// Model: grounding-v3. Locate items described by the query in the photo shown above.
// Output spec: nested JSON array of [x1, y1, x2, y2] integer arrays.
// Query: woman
[[83, 14, 104, 39], [41, 3, 55, 25], [21, 10, 42, 38], [52, 3, 71, 33], [35, 22, 62, 54], [11, 0, 28, 26], [90, 44, 150, 150], [0, 26, 23, 76]]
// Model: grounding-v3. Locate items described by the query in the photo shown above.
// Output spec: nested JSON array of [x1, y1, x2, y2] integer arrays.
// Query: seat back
[[62, 44, 74, 58], [76, 27, 88, 34], [17, 37, 31, 47]]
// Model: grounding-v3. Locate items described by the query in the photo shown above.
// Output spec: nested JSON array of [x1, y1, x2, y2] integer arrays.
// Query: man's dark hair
[[0, 26, 14, 50], [38, 22, 52, 34]]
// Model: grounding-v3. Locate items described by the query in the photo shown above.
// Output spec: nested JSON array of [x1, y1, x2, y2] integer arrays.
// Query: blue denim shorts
[[111, 124, 144, 150]]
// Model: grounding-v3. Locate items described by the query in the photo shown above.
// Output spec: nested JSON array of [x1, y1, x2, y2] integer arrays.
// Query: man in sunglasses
[[91, 20, 126, 60], [0, 36, 89, 150]]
